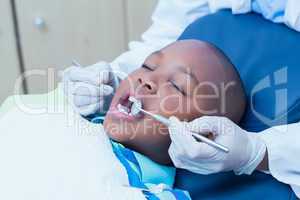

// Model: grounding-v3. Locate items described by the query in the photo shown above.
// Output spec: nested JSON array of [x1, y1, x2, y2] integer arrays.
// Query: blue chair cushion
[[175, 10, 300, 200]]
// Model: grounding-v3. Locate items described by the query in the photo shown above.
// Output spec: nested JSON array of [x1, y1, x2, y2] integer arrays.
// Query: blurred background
[[0, 0, 157, 104]]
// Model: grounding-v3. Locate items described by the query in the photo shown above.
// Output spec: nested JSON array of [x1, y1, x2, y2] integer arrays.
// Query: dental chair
[[176, 10, 300, 200]]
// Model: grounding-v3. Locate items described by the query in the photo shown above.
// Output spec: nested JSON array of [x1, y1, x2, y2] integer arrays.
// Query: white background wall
[[0, 0, 157, 103], [0, 0, 23, 103]]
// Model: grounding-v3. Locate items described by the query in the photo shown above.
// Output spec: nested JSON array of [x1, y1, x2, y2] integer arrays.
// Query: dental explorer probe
[[72, 59, 82, 67], [129, 97, 229, 153]]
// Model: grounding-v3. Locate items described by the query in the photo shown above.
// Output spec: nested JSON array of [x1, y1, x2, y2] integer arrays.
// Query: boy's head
[[103, 40, 246, 165]]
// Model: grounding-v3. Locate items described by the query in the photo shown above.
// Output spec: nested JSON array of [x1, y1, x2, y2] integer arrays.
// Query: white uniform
[[111, 0, 300, 75], [260, 123, 300, 197]]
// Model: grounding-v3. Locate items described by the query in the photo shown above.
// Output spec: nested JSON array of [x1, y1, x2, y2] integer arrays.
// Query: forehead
[[149, 40, 220, 82]]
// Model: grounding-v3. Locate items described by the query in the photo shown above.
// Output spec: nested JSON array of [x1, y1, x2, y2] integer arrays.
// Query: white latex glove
[[168, 116, 267, 175], [62, 62, 118, 116]]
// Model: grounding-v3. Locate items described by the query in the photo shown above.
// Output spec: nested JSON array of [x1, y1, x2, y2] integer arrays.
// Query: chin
[[103, 119, 128, 142], [104, 117, 177, 166]]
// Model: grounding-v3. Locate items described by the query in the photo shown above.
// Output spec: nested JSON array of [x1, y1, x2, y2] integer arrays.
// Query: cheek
[[161, 96, 181, 114], [103, 118, 129, 142], [181, 98, 206, 121], [157, 88, 202, 121], [104, 117, 144, 142], [157, 88, 185, 115]]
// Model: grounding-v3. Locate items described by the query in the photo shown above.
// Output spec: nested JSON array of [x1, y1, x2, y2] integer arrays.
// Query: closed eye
[[170, 81, 185, 95], [142, 64, 154, 71]]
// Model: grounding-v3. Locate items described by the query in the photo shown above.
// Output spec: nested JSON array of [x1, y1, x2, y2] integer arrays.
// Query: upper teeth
[[117, 96, 142, 116], [129, 97, 142, 116]]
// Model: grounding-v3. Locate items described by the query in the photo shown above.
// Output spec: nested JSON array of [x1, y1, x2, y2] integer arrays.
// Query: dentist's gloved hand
[[168, 116, 267, 175], [62, 62, 118, 116]]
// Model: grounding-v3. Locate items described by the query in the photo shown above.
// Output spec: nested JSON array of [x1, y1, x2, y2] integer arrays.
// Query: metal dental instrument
[[72, 59, 82, 67], [129, 97, 229, 153]]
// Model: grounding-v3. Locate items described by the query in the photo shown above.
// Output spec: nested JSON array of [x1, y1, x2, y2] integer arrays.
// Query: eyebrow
[[150, 51, 198, 82]]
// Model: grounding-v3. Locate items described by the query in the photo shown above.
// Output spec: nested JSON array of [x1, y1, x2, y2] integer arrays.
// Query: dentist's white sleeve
[[209, 0, 300, 31], [110, 0, 252, 77], [252, 0, 300, 31], [110, 0, 300, 78], [110, 0, 211, 77], [259, 122, 300, 198]]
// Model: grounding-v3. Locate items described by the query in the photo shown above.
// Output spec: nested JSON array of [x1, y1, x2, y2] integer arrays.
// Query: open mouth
[[114, 93, 143, 119], [117, 97, 135, 116]]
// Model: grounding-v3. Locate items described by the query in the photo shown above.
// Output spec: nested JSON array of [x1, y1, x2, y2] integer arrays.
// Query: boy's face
[[104, 40, 223, 164]]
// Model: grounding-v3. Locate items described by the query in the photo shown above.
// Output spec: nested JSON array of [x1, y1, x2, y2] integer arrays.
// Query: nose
[[137, 76, 158, 94]]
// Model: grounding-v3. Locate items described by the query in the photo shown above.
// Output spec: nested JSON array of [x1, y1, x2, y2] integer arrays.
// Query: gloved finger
[[73, 95, 101, 107], [191, 141, 220, 160], [62, 79, 74, 96], [62, 65, 77, 82], [168, 116, 182, 135], [87, 61, 111, 74], [169, 130, 194, 165], [168, 143, 186, 168], [68, 69, 109, 86], [76, 102, 103, 116], [169, 127, 198, 149], [168, 116, 191, 147], [169, 143, 214, 174], [171, 123, 219, 160], [68, 62, 111, 86], [179, 135, 216, 160], [168, 135, 187, 159], [169, 116, 180, 125], [83, 62, 112, 85], [169, 116, 223, 159], [62, 65, 97, 83], [187, 116, 231, 137], [169, 117, 196, 139], [71, 82, 114, 97], [168, 116, 190, 134], [187, 116, 216, 134], [169, 117, 210, 160]]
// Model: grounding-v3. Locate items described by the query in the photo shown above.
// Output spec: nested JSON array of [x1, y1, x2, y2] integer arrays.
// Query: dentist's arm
[[259, 122, 300, 197], [110, 0, 300, 76], [168, 116, 300, 198]]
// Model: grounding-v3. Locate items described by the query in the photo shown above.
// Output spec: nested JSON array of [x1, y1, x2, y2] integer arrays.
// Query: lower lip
[[107, 106, 142, 121]]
